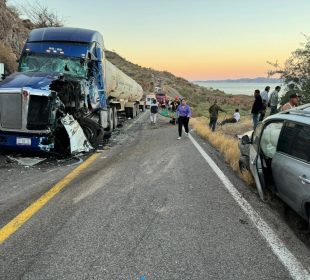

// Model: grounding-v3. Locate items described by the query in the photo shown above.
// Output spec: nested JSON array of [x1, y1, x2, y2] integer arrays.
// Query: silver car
[[240, 104, 310, 222]]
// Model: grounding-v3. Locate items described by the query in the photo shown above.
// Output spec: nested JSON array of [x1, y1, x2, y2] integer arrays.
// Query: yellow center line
[[0, 153, 100, 245]]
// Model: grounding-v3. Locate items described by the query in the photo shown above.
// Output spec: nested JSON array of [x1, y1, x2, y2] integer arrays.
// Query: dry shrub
[[220, 118, 252, 137], [190, 118, 254, 186], [241, 170, 254, 186], [0, 42, 17, 74]]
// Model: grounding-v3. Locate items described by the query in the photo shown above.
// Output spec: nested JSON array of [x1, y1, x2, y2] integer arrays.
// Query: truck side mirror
[[241, 135, 251, 145]]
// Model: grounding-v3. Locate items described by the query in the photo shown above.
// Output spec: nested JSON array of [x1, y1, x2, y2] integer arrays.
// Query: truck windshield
[[19, 53, 86, 77]]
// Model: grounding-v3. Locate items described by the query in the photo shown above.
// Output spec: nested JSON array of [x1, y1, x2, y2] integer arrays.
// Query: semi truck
[[0, 27, 145, 154]]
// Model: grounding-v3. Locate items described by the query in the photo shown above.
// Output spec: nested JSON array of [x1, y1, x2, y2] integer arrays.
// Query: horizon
[[9, 0, 310, 80]]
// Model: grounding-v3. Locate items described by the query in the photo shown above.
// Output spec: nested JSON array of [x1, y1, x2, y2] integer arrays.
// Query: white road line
[[188, 133, 310, 280]]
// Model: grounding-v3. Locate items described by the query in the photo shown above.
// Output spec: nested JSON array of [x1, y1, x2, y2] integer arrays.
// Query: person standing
[[176, 99, 191, 140], [281, 93, 299, 111], [259, 86, 270, 121], [208, 100, 225, 132], [251, 89, 263, 130], [150, 99, 158, 124], [268, 86, 281, 115]]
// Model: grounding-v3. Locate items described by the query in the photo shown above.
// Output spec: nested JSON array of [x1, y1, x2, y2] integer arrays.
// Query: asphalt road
[[1, 112, 310, 279]]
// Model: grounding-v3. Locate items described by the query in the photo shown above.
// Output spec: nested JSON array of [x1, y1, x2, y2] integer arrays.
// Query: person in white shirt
[[281, 93, 299, 111], [150, 99, 159, 124], [259, 86, 270, 121], [220, 109, 240, 125]]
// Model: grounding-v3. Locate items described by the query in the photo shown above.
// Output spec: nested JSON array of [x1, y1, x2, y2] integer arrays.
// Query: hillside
[[0, 0, 33, 73], [106, 51, 253, 116]]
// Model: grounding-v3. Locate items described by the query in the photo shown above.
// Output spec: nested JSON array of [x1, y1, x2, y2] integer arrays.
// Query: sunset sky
[[10, 0, 310, 80]]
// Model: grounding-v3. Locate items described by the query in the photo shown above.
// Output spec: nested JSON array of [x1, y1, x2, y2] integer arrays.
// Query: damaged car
[[239, 104, 310, 222]]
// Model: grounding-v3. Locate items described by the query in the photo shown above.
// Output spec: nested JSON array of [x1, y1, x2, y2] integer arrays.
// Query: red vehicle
[[156, 93, 167, 107]]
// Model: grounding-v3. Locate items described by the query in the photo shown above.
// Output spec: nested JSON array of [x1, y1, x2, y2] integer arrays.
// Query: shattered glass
[[19, 53, 86, 78]]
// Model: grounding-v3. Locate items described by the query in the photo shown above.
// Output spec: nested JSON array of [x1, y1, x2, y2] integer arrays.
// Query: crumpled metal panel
[[61, 114, 92, 154]]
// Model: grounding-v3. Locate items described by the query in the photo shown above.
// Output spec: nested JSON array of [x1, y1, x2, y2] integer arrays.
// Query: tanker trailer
[[105, 59, 144, 123]]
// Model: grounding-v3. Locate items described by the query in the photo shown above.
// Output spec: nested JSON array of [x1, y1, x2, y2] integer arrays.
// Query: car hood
[[0, 72, 63, 91]]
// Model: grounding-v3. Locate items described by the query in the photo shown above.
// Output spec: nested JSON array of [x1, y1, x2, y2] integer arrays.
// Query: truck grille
[[27, 95, 51, 130], [0, 93, 22, 129]]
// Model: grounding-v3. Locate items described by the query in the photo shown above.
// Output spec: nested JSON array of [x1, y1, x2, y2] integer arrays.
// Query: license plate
[[16, 137, 31, 146]]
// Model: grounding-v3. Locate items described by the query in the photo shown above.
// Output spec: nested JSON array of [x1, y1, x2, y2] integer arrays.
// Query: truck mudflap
[[61, 114, 93, 154]]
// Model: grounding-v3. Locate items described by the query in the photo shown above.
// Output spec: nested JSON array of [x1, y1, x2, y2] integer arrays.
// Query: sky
[[9, 0, 310, 80]]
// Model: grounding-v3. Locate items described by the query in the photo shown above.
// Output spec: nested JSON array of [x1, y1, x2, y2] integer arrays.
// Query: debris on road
[[6, 156, 46, 167]]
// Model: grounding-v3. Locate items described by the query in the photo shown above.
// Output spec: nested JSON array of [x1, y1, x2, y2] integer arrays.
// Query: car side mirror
[[241, 135, 251, 145]]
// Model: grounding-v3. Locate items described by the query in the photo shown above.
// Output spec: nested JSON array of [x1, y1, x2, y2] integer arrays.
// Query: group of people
[[149, 97, 191, 139], [251, 86, 300, 129], [150, 84, 300, 138]]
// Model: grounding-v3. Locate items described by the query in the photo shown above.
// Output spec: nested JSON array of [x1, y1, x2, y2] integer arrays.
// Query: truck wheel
[[127, 108, 134, 119], [79, 118, 103, 149], [140, 104, 145, 112], [136, 104, 139, 116], [113, 107, 118, 129], [105, 108, 113, 132]]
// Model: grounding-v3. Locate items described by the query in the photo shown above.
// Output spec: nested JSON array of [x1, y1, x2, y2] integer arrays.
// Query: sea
[[193, 81, 283, 96]]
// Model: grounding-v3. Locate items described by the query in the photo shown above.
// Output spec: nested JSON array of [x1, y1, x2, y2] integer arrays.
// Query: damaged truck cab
[[0, 27, 143, 154]]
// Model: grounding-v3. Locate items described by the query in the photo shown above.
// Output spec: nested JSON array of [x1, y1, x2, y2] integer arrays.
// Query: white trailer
[[105, 59, 144, 120]]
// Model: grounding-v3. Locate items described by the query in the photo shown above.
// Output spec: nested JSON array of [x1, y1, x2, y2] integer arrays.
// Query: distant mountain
[[194, 77, 283, 83]]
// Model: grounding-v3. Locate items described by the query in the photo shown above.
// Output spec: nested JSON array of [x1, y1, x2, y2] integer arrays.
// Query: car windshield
[[19, 53, 86, 78]]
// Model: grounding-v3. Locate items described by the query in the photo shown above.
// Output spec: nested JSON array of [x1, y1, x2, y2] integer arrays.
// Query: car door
[[272, 122, 310, 218], [249, 122, 266, 200]]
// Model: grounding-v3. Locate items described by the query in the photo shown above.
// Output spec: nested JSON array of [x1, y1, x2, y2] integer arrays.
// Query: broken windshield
[[19, 53, 86, 78]]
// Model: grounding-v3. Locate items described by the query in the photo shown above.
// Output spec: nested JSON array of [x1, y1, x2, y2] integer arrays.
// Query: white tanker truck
[[0, 27, 145, 154], [105, 59, 144, 128]]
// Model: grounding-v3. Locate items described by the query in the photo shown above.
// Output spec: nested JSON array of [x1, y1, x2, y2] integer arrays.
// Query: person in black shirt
[[251, 89, 263, 129]]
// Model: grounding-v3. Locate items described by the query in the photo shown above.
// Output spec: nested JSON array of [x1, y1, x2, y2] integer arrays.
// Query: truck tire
[[105, 108, 113, 132], [113, 107, 118, 129], [141, 104, 146, 112], [127, 107, 134, 119], [79, 118, 103, 149], [135, 104, 139, 117]]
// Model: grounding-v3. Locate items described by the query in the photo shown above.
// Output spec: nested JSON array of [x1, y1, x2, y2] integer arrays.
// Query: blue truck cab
[[0, 27, 108, 153]]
